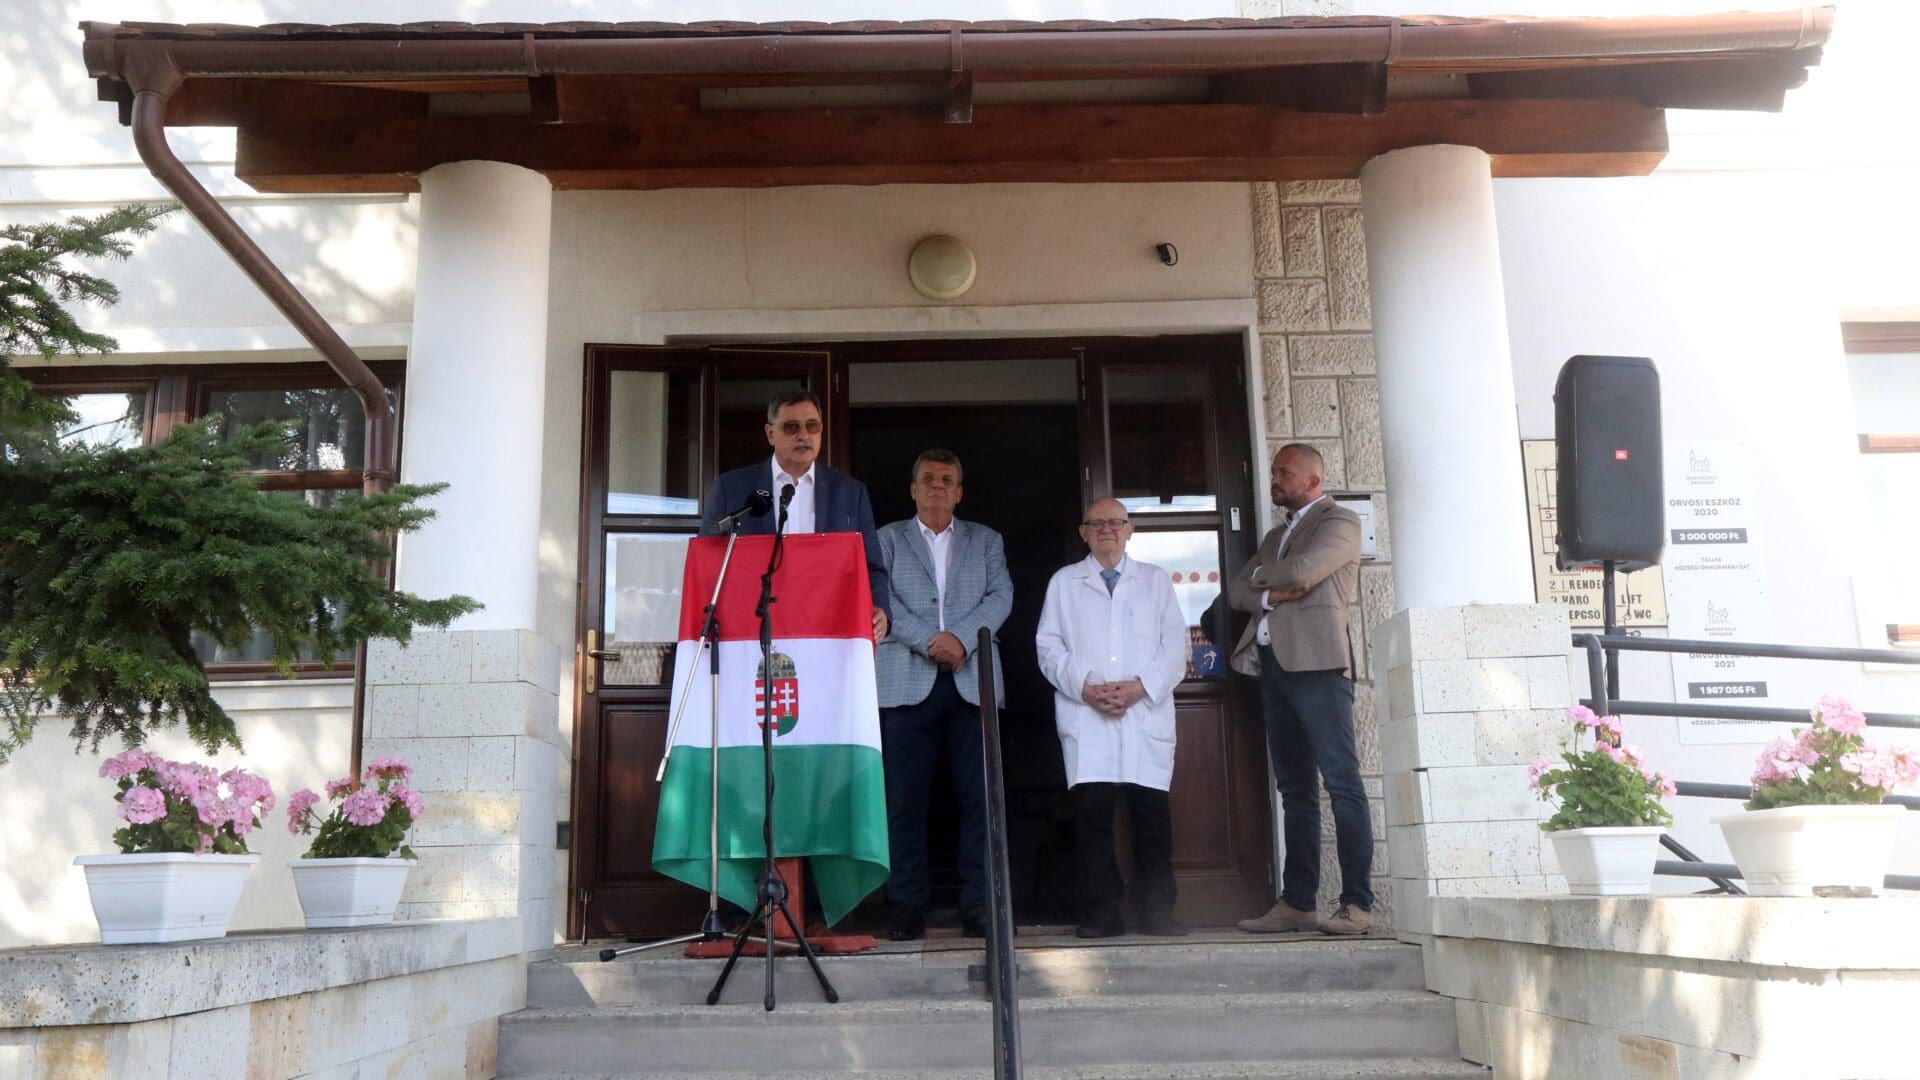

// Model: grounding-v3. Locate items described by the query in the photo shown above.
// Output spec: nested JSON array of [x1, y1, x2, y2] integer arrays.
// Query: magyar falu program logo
[[754, 649, 799, 736]]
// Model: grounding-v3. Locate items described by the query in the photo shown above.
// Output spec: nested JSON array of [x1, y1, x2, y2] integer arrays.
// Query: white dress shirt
[[1256, 494, 1326, 647], [771, 457, 817, 534], [918, 516, 954, 629]]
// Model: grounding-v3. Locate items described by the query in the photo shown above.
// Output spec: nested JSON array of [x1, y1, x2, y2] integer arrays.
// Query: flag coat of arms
[[651, 533, 889, 924]]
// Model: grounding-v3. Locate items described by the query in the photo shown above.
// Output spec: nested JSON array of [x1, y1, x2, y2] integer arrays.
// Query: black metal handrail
[[976, 627, 1022, 1079], [1570, 631, 1920, 894]]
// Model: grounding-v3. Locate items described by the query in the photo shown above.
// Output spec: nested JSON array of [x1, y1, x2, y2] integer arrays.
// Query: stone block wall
[[364, 629, 566, 955], [1374, 604, 1574, 940], [1250, 178, 1397, 922], [0, 919, 523, 1080]]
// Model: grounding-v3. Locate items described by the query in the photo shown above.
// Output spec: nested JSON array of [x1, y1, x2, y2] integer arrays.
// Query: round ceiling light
[[907, 235, 977, 301]]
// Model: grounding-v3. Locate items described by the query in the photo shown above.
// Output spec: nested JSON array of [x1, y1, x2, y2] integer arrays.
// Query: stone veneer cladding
[[1249, 179, 1395, 926], [363, 629, 566, 955]]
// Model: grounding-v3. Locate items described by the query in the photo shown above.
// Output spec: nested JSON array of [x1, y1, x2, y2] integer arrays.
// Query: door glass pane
[[204, 386, 397, 471], [1126, 529, 1228, 680], [1107, 368, 1215, 514], [715, 373, 809, 479], [607, 369, 701, 515], [48, 391, 146, 449], [603, 532, 695, 687]]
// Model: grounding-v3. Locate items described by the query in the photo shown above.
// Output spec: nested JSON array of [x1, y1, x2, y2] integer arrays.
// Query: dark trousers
[[881, 671, 988, 915], [1258, 644, 1374, 912], [1072, 781, 1176, 926]]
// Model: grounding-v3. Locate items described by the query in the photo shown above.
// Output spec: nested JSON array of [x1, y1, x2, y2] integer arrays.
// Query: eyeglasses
[[1082, 518, 1132, 531], [774, 419, 823, 435]]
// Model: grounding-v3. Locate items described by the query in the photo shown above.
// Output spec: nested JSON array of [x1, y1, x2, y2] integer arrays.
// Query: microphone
[[712, 488, 773, 531], [777, 483, 795, 533]]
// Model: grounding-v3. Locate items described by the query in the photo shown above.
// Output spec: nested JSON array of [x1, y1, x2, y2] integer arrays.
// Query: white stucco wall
[[6, 0, 1920, 946]]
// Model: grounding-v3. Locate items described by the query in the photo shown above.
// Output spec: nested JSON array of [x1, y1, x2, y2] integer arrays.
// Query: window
[[1842, 323, 1920, 648], [20, 361, 404, 678]]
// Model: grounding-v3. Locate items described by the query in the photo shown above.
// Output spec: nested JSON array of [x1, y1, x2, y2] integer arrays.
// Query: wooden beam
[[1842, 322, 1920, 355], [236, 97, 1667, 191], [1859, 435, 1920, 455], [1212, 63, 1388, 116]]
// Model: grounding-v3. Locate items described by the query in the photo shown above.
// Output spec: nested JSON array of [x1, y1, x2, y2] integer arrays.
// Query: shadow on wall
[[0, 706, 352, 949]]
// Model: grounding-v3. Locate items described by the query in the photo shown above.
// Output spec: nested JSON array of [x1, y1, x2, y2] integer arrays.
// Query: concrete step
[[508, 1062, 1489, 1080], [529, 937, 1426, 1009], [495, 990, 1461, 1076]]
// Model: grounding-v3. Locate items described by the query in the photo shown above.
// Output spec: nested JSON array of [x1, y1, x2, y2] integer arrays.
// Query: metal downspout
[[125, 49, 395, 778]]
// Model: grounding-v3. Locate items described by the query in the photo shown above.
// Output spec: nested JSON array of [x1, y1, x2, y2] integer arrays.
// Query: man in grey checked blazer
[[874, 449, 1013, 940]]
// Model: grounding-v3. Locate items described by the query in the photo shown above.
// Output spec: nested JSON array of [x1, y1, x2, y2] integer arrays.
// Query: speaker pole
[[1602, 560, 1621, 700]]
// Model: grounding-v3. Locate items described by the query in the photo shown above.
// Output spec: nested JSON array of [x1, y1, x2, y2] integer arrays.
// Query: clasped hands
[[1081, 676, 1147, 718], [1265, 585, 1308, 605], [926, 630, 967, 670]]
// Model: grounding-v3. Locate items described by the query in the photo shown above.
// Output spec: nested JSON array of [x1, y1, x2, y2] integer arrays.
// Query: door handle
[[584, 629, 622, 694]]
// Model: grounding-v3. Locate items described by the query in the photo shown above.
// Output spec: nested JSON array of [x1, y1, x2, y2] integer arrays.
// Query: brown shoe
[[1237, 902, 1318, 934], [1317, 903, 1374, 936]]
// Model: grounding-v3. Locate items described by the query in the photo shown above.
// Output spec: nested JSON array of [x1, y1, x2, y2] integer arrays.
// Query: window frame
[[1841, 321, 1920, 651], [20, 360, 406, 680]]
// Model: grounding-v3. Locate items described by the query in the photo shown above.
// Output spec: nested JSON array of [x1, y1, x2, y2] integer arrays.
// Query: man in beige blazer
[[1227, 443, 1372, 936]]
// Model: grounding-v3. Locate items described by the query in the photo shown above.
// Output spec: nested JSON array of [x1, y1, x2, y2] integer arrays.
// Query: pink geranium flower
[[341, 788, 391, 827], [1818, 695, 1868, 737], [99, 752, 274, 856], [119, 785, 167, 825]]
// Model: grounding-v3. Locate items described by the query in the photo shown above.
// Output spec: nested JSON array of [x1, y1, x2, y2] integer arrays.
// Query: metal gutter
[[84, 8, 1832, 84], [121, 47, 395, 777]]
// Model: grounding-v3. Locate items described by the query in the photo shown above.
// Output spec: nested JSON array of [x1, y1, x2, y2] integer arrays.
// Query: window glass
[[1847, 349, 1920, 643], [1106, 368, 1215, 513], [601, 532, 696, 687], [1126, 529, 1228, 679], [203, 386, 397, 471], [50, 391, 146, 449], [607, 369, 702, 515]]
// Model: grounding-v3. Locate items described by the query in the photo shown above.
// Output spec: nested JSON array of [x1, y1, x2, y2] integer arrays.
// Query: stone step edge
[[506, 988, 1453, 1023], [544, 938, 1414, 970], [501, 1058, 1489, 1080]]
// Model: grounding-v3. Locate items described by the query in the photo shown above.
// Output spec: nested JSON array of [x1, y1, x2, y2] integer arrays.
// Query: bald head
[[1270, 443, 1326, 511], [1078, 497, 1134, 568]]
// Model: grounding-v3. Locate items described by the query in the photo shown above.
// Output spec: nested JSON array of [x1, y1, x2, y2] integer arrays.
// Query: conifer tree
[[1, 206, 478, 762]]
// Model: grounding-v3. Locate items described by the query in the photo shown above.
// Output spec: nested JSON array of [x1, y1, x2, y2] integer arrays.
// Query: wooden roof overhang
[[82, 9, 1832, 192]]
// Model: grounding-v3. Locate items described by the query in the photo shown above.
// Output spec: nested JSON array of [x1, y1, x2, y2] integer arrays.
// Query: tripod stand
[[706, 491, 839, 1010], [600, 497, 778, 962]]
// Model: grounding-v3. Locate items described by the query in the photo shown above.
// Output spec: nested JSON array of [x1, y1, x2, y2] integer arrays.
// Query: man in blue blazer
[[874, 449, 1013, 940], [700, 389, 889, 641]]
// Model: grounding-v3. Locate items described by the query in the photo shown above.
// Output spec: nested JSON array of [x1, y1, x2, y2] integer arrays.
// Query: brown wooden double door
[[570, 335, 1271, 939]]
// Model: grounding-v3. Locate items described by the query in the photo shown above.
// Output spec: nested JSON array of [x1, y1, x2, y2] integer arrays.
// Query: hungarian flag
[[652, 533, 888, 924]]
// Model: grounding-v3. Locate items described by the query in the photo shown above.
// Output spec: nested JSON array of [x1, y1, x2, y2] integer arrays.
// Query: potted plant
[[285, 755, 422, 927], [1529, 705, 1677, 895], [74, 748, 275, 943], [1715, 696, 1918, 897]]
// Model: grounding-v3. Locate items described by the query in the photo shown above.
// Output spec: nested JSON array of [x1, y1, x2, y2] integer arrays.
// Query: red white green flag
[[651, 533, 888, 924]]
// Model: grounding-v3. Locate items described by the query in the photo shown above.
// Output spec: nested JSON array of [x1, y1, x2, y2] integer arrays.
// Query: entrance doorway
[[570, 334, 1271, 939]]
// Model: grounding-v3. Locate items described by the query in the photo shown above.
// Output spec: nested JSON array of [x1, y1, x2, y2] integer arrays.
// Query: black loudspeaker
[[1554, 355, 1664, 571]]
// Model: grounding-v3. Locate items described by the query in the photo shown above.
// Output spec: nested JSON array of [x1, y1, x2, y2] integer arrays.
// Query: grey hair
[[911, 448, 963, 484], [765, 388, 824, 424]]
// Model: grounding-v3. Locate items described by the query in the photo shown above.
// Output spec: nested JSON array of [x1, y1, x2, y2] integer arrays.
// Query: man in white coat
[[1036, 497, 1192, 938]]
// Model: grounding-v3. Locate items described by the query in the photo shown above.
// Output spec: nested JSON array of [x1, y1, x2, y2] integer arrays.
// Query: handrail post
[[976, 627, 1022, 1080], [1571, 633, 1610, 717]]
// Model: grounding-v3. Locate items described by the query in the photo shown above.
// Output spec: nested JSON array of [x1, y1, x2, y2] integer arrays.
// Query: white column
[[1359, 145, 1534, 609], [398, 160, 552, 630]]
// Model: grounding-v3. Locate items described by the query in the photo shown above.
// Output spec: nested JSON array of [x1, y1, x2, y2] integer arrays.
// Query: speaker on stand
[[1553, 355, 1664, 698]]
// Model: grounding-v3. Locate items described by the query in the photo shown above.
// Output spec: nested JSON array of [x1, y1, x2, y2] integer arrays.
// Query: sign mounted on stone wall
[[1522, 440, 1667, 629]]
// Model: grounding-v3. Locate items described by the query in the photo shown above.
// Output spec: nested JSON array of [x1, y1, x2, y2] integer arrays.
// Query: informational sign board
[[1521, 440, 1667, 629], [1663, 438, 1779, 744]]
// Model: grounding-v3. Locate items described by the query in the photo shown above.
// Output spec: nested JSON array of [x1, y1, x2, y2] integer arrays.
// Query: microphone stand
[[707, 486, 839, 1010], [601, 492, 781, 961]]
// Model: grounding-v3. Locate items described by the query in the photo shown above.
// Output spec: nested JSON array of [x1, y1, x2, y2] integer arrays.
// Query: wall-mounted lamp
[[908, 234, 977, 300]]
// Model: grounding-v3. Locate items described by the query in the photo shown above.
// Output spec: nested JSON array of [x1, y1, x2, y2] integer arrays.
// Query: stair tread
[[508, 988, 1454, 1022], [504, 1058, 1488, 1080]]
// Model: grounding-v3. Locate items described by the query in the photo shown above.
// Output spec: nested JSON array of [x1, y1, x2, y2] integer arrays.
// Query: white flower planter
[[1714, 804, 1904, 897], [1547, 826, 1666, 896], [288, 857, 415, 928], [73, 852, 259, 944]]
